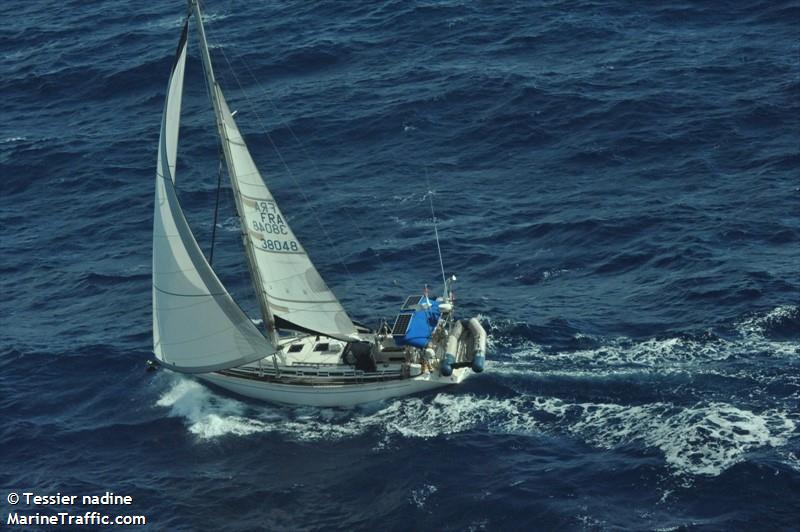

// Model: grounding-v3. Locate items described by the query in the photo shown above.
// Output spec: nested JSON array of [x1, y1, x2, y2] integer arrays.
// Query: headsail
[[215, 90, 358, 340], [152, 19, 276, 373], [191, 1, 357, 341]]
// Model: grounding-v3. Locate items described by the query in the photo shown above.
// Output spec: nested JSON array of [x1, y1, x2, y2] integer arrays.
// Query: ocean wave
[[735, 304, 800, 341], [5, 0, 799, 525], [488, 305, 800, 368], [155, 378, 537, 443], [154, 374, 797, 480], [156, 368, 800, 476], [155, 379, 271, 439], [545, 398, 797, 478]]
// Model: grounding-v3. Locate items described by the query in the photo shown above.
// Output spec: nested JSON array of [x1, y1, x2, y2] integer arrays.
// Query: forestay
[[152, 21, 275, 373]]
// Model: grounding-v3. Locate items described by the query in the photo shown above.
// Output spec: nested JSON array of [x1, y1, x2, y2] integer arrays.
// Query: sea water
[[1, 1, 798, 530]]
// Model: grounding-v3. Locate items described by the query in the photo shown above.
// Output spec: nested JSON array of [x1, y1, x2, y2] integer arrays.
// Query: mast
[[189, 0, 279, 345], [151, 12, 276, 373]]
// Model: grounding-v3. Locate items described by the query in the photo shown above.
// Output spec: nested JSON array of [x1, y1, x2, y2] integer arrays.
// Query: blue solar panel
[[402, 295, 422, 310], [392, 313, 413, 335]]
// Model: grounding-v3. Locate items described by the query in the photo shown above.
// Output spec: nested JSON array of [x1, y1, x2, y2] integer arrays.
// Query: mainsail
[[152, 20, 276, 373], [191, 1, 358, 341]]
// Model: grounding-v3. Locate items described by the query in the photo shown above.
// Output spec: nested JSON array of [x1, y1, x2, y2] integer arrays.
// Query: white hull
[[197, 367, 474, 407]]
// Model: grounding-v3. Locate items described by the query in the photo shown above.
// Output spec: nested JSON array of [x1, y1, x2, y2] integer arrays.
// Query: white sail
[[189, 1, 357, 341], [214, 88, 358, 340], [152, 21, 275, 373]]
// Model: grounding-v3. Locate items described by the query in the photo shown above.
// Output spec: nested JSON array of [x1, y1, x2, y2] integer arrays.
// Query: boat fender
[[468, 317, 487, 373], [441, 321, 464, 376], [440, 353, 455, 377]]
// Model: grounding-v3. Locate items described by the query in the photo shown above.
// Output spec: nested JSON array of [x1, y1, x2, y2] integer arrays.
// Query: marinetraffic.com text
[[5, 491, 147, 527]]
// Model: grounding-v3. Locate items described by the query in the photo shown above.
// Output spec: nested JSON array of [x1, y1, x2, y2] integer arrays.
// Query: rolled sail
[[152, 20, 275, 373]]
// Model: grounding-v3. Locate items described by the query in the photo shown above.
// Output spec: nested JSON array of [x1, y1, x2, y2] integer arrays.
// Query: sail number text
[[252, 199, 300, 253], [261, 239, 299, 252]]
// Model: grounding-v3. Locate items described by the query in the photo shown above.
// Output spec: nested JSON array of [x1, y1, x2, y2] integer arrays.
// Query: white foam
[[466, 519, 490, 532], [154, 377, 796, 479], [388, 192, 418, 204], [550, 335, 734, 366], [281, 394, 538, 445], [155, 377, 538, 442], [491, 360, 666, 380], [514, 268, 569, 283], [482, 307, 800, 479], [201, 12, 230, 24], [725, 305, 800, 359], [576, 514, 605, 529], [536, 397, 797, 477], [498, 306, 800, 373], [783, 451, 800, 473], [373, 393, 538, 439], [409, 484, 437, 509], [156, 378, 270, 439], [736, 304, 799, 339], [154, 377, 362, 441]]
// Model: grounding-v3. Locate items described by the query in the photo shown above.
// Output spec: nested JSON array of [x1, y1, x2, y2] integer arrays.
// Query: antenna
[[425, 169, 447, 298]]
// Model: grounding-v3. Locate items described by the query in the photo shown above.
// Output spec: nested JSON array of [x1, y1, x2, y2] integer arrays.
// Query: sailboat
[[151, 1, 487, 407]]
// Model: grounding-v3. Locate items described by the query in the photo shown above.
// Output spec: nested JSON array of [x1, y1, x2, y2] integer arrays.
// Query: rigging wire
[[201, 7, 388, 281], [425, 168, 448, 297], [201, 3, 452, 299], [210, 42, 357, 284], [230, 52, 390, 273], [195, 3, 230, 266], [208, 157, 224, 265]]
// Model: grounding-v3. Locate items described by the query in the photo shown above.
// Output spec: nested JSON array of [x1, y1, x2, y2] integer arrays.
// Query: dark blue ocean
[[2, 1, 798, 530]]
